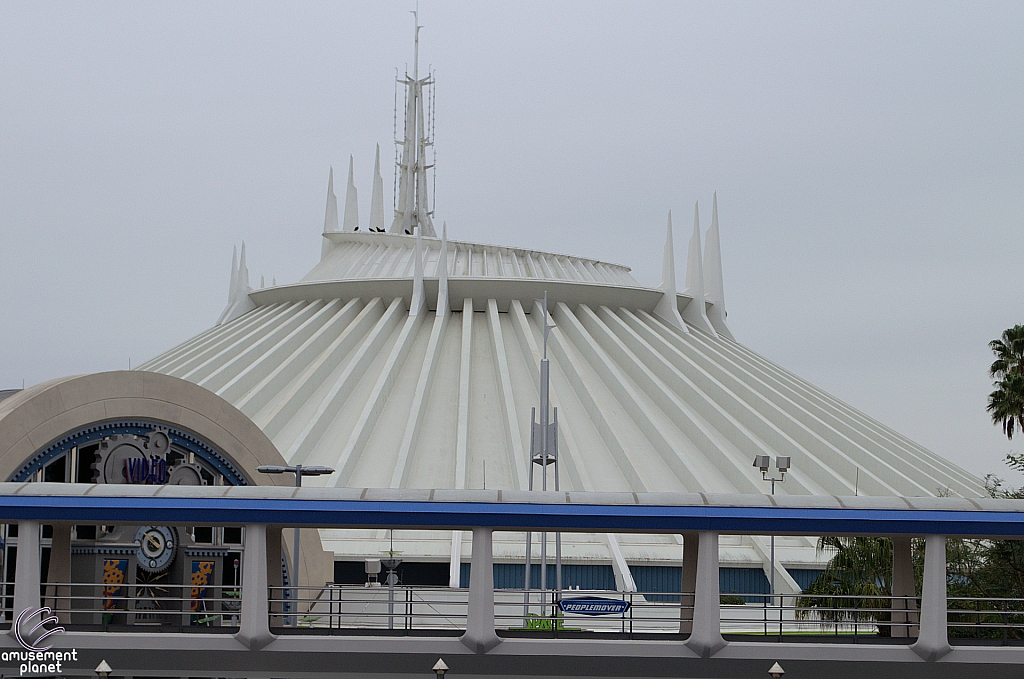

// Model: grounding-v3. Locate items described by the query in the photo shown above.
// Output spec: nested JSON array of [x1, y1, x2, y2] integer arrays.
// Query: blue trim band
[[0, 495, 1022, 537], [9, 420, 250, 486]]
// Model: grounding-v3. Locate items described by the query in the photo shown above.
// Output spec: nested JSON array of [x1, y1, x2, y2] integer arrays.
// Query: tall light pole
[[752, 456, 790, 602], [526, 292, 561, 617], [257, 464, 334, 624]]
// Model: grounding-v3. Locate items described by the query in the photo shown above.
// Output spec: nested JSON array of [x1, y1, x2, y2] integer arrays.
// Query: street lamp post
[[752, 456, 790, 606], [257, 464, 334, 625]]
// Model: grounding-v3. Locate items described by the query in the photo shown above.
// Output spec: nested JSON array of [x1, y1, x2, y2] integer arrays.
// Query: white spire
[[238, 242, 250, 292], [229, 244, 238, 294], [681, 202, 718, 337], [260, 274, 265, 289], [369, 144, 385, 232], [703, 192, 735, 340], [321, 167, 340, 260], [323, 166, 339, 233], [215, 245, 239, 325], [389, 10, 436, 237], [343, 155, 359, 232], [410, 226, 426, 315], [436, 222, 449, 317], [216, 242, 256, 325], [653, 211, 688, 331]]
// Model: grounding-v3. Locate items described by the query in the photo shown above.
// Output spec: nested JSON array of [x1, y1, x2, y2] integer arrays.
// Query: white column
[[685, 531, 726, 657], [237, 523, 274, 650], [461, 527, 501, 653], [266, 526, 283, 623], [911, 535, 951, 660], [891, 536, 918, 638], [45, 524, 72, 624], [679, 532, 698, 634], [10, 521, 40, 638]]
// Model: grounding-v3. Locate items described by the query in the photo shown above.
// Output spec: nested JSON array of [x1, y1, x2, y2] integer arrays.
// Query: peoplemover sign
[[558, 597, 630, 616]]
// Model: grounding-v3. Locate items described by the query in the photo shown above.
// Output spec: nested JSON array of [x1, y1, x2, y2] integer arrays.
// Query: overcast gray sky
[[1, 2, 1022, 484]]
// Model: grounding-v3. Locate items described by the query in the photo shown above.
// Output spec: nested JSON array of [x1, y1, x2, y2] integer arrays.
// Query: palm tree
[[989, 325, 1024, 380], [988, 325, 1024, 440], [990, 374, 1024, 440], [797, 537, 914, 636]]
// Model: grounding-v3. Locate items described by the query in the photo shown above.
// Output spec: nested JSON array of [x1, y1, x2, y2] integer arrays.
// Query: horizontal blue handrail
[[0, 490, 1022, 537]]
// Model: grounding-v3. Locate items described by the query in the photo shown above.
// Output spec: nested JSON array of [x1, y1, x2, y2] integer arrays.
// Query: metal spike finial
[[653, 211, 688, 332], [343, 155, 359, 232], [216, 242, 256, 325], [238, 242, 249, 292], [703, 191, 735, 340], [321, 166, 340, 259], [681, 202, 718, 337], [229, 245, 238, 296], [370, 144, 385, 232], [323, 167, 339, 234], [215, 245, 239, 326]]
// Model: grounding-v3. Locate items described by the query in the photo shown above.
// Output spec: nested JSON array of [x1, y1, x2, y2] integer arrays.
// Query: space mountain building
[[131, 31, 984, 597], [0, 24, 984, 606]]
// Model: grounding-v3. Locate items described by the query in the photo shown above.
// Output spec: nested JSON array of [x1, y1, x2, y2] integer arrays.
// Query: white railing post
[[266, 525, 284, 625], [461, 526, 501, 653], [911, 534, 951, 660], [685, 531, 726, 657], [237, 523, 274, 650], [679, 531, 698, 634], [10, 520, 41, 636], [891, 535, 919, 638]]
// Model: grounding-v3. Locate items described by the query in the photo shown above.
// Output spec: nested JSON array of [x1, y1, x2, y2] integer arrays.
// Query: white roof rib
[[140, 231, 984, 572], [309, 232, 636, 286], [143, 294, 982, 500]]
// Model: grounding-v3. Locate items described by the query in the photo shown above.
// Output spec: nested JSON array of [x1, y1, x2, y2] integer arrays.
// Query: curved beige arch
[[0, 370, 291, 483], [0, 370, 331, 587]]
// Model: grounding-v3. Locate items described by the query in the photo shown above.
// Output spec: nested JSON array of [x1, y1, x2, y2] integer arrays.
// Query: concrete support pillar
[[679, 532, 698, 634], [266, 525, 284, 623], [237, 523, 274, 650], [891, 536, 919, 638], [10, 521, 40, 638], [44, 524, 72, 624], [461, 527, 501, 653], [684, 531, 726, 658], [911, 535, 951, 661]]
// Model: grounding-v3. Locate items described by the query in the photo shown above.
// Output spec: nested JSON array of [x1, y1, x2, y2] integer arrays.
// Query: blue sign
[[558, 597, 630, 616]]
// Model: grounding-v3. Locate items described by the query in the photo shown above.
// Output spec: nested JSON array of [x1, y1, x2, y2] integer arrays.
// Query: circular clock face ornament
[[134, 525, 177, 573]]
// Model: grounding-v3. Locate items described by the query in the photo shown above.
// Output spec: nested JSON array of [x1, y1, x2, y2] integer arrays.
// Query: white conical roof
[[161, 228, 978, 500], [139, 221, 982, 582]]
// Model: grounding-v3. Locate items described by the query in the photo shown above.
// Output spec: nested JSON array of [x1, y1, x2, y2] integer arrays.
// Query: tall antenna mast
[[525, 292, 562, 606], [390, 8, 436, 237]]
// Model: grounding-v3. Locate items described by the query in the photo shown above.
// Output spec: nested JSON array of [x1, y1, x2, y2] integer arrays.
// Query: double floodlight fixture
[[753, 455, 791, 487], [753, 455, 790, 475]]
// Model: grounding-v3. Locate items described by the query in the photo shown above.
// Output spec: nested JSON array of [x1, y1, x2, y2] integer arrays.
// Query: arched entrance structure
[[0, 371, 332, 591]]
